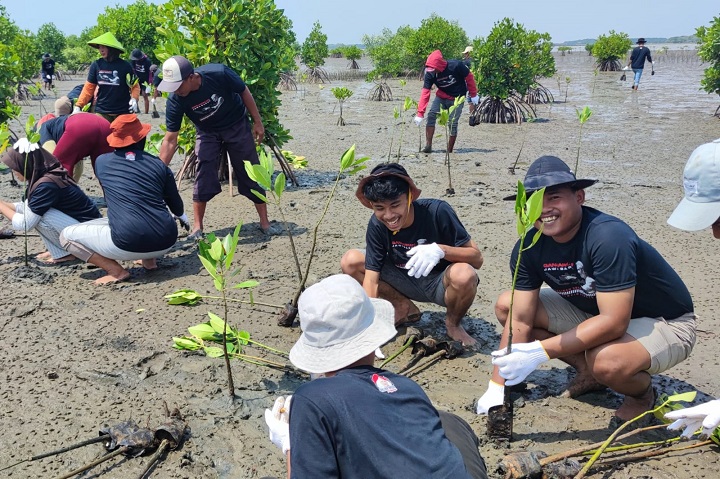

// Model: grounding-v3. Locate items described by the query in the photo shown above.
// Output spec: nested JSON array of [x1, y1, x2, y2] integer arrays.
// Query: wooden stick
[[55, 446, 129, 479], [0, 435, 108, 472], [135, 439, 169, 479], [591, 440, 712, 468], [402, 350, 446, 377]]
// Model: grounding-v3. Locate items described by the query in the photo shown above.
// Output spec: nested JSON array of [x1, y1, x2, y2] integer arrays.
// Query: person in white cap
[[475, 155, 696, 430], [264, 274, 487, 479], [157, 55, 276, 241], [462, 45, 473, 68], [664, 138, 720, 438]]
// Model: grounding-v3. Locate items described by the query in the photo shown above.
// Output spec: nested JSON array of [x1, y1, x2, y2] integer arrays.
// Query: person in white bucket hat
[[264, 274, 487, 479], [664, 138, 720, 438]]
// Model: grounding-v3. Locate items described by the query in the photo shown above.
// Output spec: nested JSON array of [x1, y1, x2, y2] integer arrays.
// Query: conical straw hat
[[87, 32, 125, 53]]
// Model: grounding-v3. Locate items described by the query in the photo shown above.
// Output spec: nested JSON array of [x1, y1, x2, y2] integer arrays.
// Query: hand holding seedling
[[265, 395, 292, 454], [491, 340, 549, 386], [665, 399, 720, 438], [12, 137, 38, 154], [413, 115, 423, 127], [405, 243, 444, 278]]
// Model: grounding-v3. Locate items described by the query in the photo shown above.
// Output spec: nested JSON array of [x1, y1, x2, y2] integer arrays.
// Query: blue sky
[[3, 0, 718, 44]]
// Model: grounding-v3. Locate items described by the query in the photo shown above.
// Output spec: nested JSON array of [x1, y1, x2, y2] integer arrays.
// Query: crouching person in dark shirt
[[264, 274, 487, 479], [0, 141, 101, 263], [60, 114, 187, 285]]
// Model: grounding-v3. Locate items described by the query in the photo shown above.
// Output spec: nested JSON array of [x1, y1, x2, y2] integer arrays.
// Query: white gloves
[[13, 138, 39, 154], [405, 243, 445, 278], [175, 213, 190, 231], [129, 98, 139, 113], [665, 399, 720, 438], [470, 95, 479, 105], [151, 98, 156, 104], [622, 66, 630, 71], [491, 340, 549, 386], [72, 106, 81, 115], [476, 380, 504, 415], [265, 395, 292, 454], [413, 115, 424, 127], [46, 75, 52, 80], [375, 347, 385, 359], [652, 61, 655, 65]]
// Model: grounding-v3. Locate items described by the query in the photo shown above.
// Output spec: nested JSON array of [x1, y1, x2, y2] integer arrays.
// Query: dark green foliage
[[592, 30, 631, 71], [697, 16, 720, 115], [405, 14, 468, 71], [61, 35, 96, 73], [35, 23, 66, 64], [301, 21, 328, 69], [363, 26, 416, 78], [0, 5, 37, 121], [155, 0, 295, 147]]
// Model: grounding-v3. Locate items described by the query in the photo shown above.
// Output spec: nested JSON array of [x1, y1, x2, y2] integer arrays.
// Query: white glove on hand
[[13, 138, 39, 154], [175, 213, 190, 232], [151, 98, 156, 105], [72, 106, 81, 115], [491, 340, 549, 386], [264, 395, 292, 454], [129, 98, 139, 113], [665, 399, 720, 438], [375, 347, 385, 359], [476, 380, 504, 415], [470, 95, 479, 105], [405, 243, 444, 278], [413, 115, 424, 127], [622, 66, 630, 71]]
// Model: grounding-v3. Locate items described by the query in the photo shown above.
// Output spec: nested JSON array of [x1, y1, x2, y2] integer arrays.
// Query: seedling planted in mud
[[436, 95, 465, 195], [331, 86, 353, 126], [574, 106, 593, 175], [487, 182, 544, 441], [387, 96, 417, 162], [245, 144, 369, 326]]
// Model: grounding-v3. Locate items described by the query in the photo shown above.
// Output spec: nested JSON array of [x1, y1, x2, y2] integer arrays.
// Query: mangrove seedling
[[436, 95, 465, 195], [396, 96, 417, 161], [574, 106, 593, 175], [331, 86, 353, 126], [487, 182, 544, 441], [245, 145, 369, 326]]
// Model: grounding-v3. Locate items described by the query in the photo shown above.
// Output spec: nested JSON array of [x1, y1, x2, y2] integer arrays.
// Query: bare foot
[[36, 251, 52, 260], [393, 300, 421, 326], [446, 324, 476, 347], [94, 270, 131, 285], [37, 254, 77, 264], [560, 373, 606, 398], [133, 259, 158, 270], [614, 385, 656, 421]]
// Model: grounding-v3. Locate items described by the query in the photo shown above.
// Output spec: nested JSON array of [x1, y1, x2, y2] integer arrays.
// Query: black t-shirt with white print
[[365, 198, 471, 274], [165, 63, 248, 132], [511, 206, 693, 320], [87, 57, 135, 114]]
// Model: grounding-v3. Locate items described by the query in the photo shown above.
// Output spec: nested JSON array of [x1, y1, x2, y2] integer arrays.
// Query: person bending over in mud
[[341, 163, 483, 346], [0, 139, 101, 264], [60, 115, 187, 285], [264, 274, 488, 479], [476, 155, 696, 430]]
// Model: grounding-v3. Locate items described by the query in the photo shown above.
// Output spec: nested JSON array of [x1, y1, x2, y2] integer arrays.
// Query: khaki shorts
[[540, 288, 696, 375]]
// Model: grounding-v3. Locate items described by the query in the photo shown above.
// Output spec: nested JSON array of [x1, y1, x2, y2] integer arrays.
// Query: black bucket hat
[[356, 163, 422, 208], [130, 49, 143, 60], [504, 156, 597, 200], [637, 38, 646, 44]]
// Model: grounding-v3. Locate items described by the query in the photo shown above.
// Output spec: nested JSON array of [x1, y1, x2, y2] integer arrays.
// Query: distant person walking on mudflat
[[626, 38, 654, 91]]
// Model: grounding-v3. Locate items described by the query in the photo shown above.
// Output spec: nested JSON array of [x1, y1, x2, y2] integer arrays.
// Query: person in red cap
[[60, 114, 187, 285], [157, 55, 274, 241], [475, 155, 696, 430], [341, 163, 483, 346], [413, 50, 479, 154]]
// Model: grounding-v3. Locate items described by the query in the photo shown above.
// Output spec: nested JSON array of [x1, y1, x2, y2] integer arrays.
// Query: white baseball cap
[[463, 46, 473, 54], [289, 274, 397, 374], [158, 56, 194, 93], [667, 138, 720, 231]]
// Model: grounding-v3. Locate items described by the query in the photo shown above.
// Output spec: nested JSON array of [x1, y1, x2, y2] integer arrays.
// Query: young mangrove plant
[[436, 95, 465, 195], [574, 106, 593, 175], [245, 145, 369, 326], [396, 96, 417, 161], [592, 30, 632, 71], [487, 182, 544, 441], [331, 87, 353, 126], [343, 45, 362, 69], [367, 72, 393, 101]]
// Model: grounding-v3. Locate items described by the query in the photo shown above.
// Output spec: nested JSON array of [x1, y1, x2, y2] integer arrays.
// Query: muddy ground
[[1, 52, 719, 478]]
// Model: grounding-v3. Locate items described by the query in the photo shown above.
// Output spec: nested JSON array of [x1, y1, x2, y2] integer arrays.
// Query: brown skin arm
[[0, 199, 17, 220], [241, 87, 265, 144], [130, 81, 140, 101], [75, 81, 97, 109], [159, 131, 179, 166], [438, 239, 483, 269], [362, 269, 381, 298], [286, 450, 291, 479], [542, 288, 634, 359]]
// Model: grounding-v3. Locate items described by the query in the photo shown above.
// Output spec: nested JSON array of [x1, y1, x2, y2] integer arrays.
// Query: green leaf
[[274, 172, 286, 198], [198, 256, 220, 283], [233, 279, 259, 289], [340, 144, 356, 170], [251, 189, 269, 203], [524, 228, 544, 250], [188, 323, 217, 340], [208, 312, 227, 334], [667, 391, 697, 403], [526, 187, 545, 224], [172, 337, 201, 350], [203, 346, 225, 358], [209, 239, 224, 262], [347, 165, 367, 176], [237, 330, 250, 345], [224, 222, 242, 270]]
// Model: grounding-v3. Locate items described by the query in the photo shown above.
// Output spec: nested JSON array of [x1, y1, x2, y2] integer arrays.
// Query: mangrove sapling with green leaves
[[487, 182, 544, 441], [592, 30, 632, 71], [564, 76, 571, 103], [173, 313, 289, 369], [436, 95, 465, 195], [396, 96, 417, 161], [331, 87, 353, 126], [343, 45, 362, 69], [574, 106, 593, 175], [367, 72, 393, 102], [245, 145, 370, 326]]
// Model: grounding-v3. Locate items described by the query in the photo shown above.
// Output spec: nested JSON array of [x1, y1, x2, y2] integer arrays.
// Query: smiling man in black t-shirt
[[475, 156, 696, 427], [341, 163, 483, 346]]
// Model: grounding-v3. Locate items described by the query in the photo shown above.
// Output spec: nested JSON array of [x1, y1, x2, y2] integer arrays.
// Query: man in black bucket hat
[[476, 156, 696, 429], [625, 38, 654, 91], [341, 163, 484, 346]]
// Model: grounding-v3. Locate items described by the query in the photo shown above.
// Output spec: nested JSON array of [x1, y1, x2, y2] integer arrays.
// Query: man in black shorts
[[157, 55, 274, 240], [341, 163, 483, 346]]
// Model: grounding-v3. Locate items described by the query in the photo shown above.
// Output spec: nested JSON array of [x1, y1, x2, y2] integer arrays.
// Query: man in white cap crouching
[[264, 274, 487, 479]]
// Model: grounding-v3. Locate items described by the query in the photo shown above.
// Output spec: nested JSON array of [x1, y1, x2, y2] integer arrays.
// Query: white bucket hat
[[289, 274, 397, 374], [668, 138, 720, 231]]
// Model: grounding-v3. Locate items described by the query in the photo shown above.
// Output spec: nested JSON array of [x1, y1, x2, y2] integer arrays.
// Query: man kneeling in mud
[[475, 155, 696, 428], [341, 163, 483, 346]]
